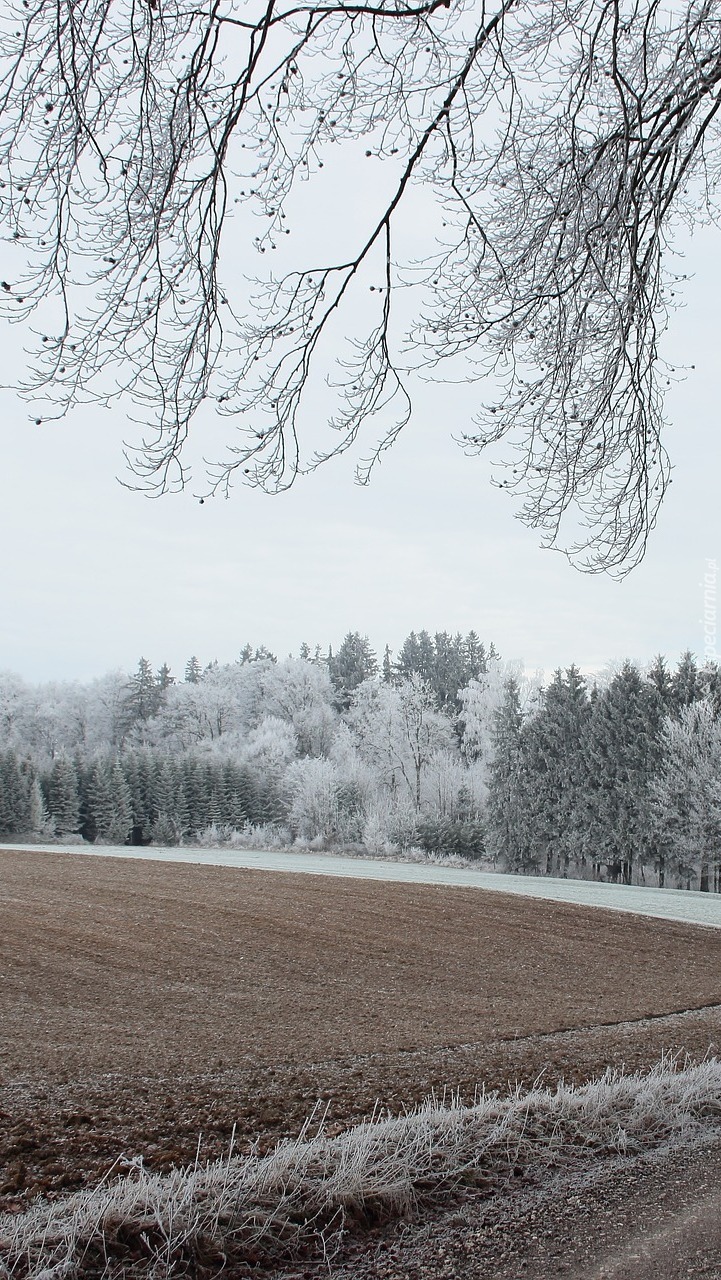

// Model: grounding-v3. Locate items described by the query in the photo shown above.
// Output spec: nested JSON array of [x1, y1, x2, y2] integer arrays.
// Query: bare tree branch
[[1, 0, 719, 570]]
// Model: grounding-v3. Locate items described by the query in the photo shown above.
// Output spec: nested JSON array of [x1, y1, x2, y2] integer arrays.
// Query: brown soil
[[1, 847, 721, 1221]]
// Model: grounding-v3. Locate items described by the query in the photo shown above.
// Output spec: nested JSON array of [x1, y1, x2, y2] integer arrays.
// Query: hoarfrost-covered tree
[[153, 659, 268, 746], [348, 674, 454, 809], [284, 756, 341, 842], [259, 658, 337, 755], [651, 700, 721, 891], [3, 1, 720, 570], [459, 656, 540, 769]]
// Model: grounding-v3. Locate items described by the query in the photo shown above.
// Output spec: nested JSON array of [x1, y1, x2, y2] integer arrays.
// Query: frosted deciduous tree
[[284, 756, 341, 842], [348, 674, 454, 810], [260, 658, 337, 755], [459, 656, 540, 769], [86, 670, 132, 751], [153, 660, 266, 747], [3, 1, 719, 569], [0, 672, 32, 752], [651, 700, 721, 891]]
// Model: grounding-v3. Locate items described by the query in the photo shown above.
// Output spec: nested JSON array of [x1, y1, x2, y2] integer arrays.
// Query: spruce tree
[[486, 678, 531, 872], [520, 666, 591, 877], [328, 632, 378, 708], [47, 756, 81, 835], [185, 656, 202, 684], [124, 657, 161, 732], [581, 662, 663, 883], [671, 651, 704, 712], [0, 751, 31, 835], [464, 632, 488, 682], [647, 654, 673, 709]]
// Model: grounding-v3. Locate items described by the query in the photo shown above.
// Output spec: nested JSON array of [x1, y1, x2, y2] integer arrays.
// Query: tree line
[[1, 637, 720, 891]]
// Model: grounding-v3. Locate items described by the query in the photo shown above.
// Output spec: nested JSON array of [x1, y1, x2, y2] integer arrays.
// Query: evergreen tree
[[395, 631, 421, 682], [156, 663, 174, 695], [394, 629, 497, 710], [671, 650, 704, 712], [128, 748, 156, 833], [180, 756, 204, 831], [239, 643, 277, 664], [647, 654, 673, 708], [432, 631, 468, 710], [328, 632, 378, 708], [581, 663, 663, 883], [700, 661, 721, 716], [185, 655, 202, 684], [88, 758, 133, 843], [464, 631, 488, 682], [172, 778, 191, 837], [520, 666, 591, 877], [124, 657, 161, 730], [0, 751, 31, 834], [28, 774, 52, 835], [486, 678, 529, 871], [381, 645, 393, 684], [46, 756, 81, 834]]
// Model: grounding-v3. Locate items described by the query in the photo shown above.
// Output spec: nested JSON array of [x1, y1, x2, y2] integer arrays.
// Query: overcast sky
[[1, 205, 719, 685]]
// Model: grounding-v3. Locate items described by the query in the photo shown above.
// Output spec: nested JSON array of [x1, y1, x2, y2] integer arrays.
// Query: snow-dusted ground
[[6, 841, 721, 929]]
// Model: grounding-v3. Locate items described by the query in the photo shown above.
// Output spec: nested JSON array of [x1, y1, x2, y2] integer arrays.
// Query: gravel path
[[274, 1134, 721, 1279], [8, 841, 721, 929]]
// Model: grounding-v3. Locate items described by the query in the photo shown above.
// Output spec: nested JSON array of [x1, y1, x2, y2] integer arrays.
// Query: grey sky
[[1, 213, 719, 684]]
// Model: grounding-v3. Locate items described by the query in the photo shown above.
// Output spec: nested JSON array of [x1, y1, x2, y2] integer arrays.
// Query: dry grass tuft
[[2, 1055, 721, 1279]]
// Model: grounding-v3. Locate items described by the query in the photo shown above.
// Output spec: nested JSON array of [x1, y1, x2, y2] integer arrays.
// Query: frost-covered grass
[[2, 1056, 720, 1279]]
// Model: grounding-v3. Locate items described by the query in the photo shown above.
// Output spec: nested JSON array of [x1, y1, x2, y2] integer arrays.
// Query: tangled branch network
[[1, 0, 720, 570]]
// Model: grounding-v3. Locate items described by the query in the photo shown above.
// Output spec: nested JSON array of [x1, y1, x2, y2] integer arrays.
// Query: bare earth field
[[2, 847, 721, 1275]]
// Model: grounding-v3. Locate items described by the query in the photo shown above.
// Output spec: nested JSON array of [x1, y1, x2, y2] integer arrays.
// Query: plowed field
[[1, 847, 720, 1209]]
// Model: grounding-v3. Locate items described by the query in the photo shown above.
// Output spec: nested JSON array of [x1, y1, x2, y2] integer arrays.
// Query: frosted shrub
[[359, 793, 416, 854], [193, 822, 292, 850], [283, 756, 341, 841]]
